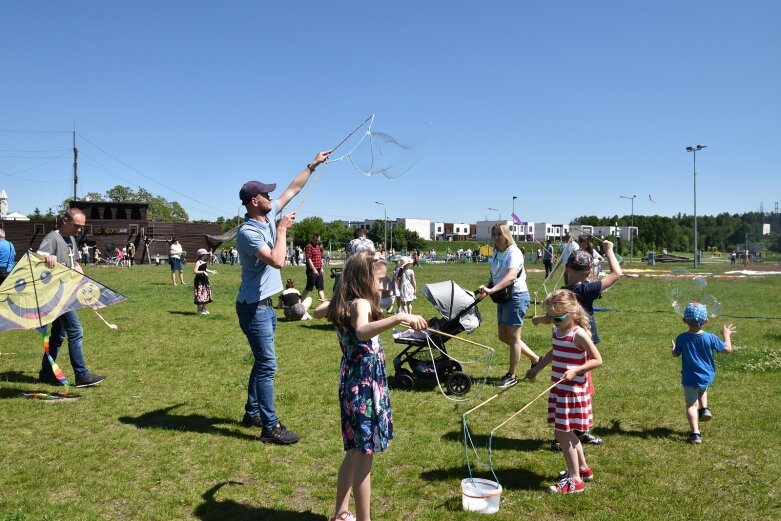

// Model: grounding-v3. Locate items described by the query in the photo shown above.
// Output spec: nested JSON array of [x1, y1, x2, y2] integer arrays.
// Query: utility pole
[[72, 128, 78, 204]]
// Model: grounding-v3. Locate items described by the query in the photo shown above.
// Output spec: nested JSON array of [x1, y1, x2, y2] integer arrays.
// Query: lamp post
[[619, 194, 636, 262], [374, 201, 387, 254], [686, 144, 707, 267], [487, 207, 501, 221], [512, 195, 518, 241]]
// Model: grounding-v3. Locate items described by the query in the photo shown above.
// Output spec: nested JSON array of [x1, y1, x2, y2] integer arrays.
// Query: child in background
[[193, 248, 217, 315], [325, 252, 427, 521], [527, 289, 602, 494], [278, 278, 313, 321], [397, 256, 417, 314], [672, 302, 735, 444], [379, 269, 394, 313]]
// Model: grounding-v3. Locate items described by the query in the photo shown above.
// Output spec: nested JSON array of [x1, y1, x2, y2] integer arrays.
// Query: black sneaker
[[242, 412, 262, 427], [578, 432, 604, 445], [550, 439, 561, 452], [260, 422, 300, 445], [698, 407, 713, 422], [496, 373, 517, 388], [75, 373, 106, 388]]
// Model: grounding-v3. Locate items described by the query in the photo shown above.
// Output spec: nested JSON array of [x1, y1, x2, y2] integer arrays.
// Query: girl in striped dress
[[526, 289, 603, 494]]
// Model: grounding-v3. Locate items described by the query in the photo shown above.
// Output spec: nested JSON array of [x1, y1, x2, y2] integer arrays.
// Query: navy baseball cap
[[239, 180, 276, 204]]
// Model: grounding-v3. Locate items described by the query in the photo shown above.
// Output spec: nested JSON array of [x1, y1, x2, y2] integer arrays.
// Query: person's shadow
[[118, 404, 257, 441], [193, 482, 328, 521], [0, 370, 39, 384]]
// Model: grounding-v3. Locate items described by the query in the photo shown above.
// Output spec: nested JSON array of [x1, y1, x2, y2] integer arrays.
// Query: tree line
[[573, 211, 781, 254]]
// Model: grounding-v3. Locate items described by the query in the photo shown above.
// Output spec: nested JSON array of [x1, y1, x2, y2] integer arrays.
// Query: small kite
[[0, 251, 127, 398]]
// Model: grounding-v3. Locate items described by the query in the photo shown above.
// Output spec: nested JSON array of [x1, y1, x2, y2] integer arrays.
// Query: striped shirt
[[547, 325, 593, 432]]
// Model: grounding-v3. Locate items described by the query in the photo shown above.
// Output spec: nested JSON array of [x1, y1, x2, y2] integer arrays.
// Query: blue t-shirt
[[0, 239, 16, 271], [236, 201, 283, 304], [673, 331, 727, 387], [564, 281, 602, 344]]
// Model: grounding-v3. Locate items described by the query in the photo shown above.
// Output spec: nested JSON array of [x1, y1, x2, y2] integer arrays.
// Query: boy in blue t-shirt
[[672, 302, 736, 444]]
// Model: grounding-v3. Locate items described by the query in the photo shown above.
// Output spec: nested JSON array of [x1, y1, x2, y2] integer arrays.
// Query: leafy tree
[[105, 185, 136, 202], [28, 207, 43, 219], [290, 216, 327, 247]]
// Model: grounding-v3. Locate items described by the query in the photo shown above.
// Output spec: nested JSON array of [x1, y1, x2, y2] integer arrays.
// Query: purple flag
[[511, 212, 523, 225]]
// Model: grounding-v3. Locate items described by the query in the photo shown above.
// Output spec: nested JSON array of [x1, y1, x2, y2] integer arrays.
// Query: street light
[[512, 195, 518, 241], [619, 194, 636, 262], [374, 201, 387, 254], [686, 144, 707, 267], [487, 207, 501, 221]]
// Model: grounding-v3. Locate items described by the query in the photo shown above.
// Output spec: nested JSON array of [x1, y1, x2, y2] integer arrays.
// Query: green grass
[[1, 260, 780, 520]]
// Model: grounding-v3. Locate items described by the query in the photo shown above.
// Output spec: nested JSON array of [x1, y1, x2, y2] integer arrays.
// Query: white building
[[398, 218, 431, 241]]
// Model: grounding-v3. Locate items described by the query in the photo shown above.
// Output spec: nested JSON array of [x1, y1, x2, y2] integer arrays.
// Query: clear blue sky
[[2, 1, 779, 225]]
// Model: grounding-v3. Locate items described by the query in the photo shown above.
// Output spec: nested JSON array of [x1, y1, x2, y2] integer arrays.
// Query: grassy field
[[1, 260, 780, 520]]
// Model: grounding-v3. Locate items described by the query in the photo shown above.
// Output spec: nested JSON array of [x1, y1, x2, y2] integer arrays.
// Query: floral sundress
[[337, 322, 394, 453]]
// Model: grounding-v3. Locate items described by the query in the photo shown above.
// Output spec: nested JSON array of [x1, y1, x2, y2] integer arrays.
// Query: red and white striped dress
[[547, 325, 593, 432]]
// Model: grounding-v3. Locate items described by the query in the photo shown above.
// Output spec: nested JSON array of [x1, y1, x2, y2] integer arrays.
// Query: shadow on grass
[[420, 465, 547, 491], [440, 430, 547, 452], [168, 310, 198, 316], [0, 370, 39, 384], [118, 404, 258, 441], [303, 323, 338, 331], [595, 419, 681, 440], [194, 481, 327, 521]]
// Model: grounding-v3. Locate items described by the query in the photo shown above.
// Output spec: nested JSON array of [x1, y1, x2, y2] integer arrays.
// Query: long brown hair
[[327, 252, 385, 327], [544, 289, 591, 334]]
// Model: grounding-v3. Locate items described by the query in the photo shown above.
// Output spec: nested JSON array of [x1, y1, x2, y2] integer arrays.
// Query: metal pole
[[512, 196, 517, 241], [375, 201, 387, 254], [686, 145, 706, 268]]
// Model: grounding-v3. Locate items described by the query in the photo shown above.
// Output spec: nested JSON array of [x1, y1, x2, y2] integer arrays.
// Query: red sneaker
[[548, 477, 585, 494], [559, 467, 593, 482]]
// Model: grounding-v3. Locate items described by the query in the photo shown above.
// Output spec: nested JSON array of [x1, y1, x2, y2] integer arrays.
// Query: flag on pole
[[511, 212, 523, 225]]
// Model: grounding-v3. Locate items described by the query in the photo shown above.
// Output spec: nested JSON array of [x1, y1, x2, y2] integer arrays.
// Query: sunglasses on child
[[545, 312, 569, 323]]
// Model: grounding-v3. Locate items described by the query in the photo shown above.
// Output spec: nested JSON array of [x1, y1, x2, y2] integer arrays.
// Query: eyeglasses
[[545, 312, 569, 323]]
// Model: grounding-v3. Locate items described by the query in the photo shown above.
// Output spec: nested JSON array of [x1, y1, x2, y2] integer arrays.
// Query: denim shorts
[[497, 291, 530, 327]]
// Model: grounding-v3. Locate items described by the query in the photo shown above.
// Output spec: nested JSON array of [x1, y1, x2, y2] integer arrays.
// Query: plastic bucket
[[461, 478, 502, 514]]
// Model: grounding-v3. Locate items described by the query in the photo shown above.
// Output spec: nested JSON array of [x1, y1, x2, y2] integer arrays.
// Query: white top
[[169, 242, 183, 258], [490, 244, 527, 293]]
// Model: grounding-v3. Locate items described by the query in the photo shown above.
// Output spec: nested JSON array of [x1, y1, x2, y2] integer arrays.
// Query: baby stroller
[[393, 280, 482, 396]]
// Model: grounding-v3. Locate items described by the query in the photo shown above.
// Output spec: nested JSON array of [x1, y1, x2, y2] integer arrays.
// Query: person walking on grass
[[169, 238, 185, 285], [302, 233, 326, 302], [37, 208, 105, 388], [236, 149, 330, 445], [672, 302, 735, 444], [325, 252, 427, 521], [193, 248, 217, 315], [478, 223, 539, 389], [526, 289, 603, 494]]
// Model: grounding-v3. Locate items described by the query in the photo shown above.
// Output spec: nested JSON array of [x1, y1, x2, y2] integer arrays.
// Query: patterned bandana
[[684, 302, 708, 326]]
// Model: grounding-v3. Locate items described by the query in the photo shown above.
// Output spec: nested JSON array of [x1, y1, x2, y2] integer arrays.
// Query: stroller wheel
[[446, 372, 472, 396], [395, 369, 415, 391]]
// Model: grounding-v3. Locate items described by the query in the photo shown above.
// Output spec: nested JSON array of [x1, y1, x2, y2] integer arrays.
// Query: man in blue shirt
[[236, 150, 329, 445], [0, 229, 16, 286]]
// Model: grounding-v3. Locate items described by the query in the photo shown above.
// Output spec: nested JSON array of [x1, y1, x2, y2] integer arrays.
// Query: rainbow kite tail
[[37, 326, 71, 389]]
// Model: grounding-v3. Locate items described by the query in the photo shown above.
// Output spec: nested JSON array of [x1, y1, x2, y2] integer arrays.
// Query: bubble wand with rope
[[400, 322, 496, 402], [462, 377, 566, 485], [291, 115, 374, 213]]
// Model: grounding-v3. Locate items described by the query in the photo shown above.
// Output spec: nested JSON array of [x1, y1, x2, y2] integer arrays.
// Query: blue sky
[[1, 1, 779, 226]]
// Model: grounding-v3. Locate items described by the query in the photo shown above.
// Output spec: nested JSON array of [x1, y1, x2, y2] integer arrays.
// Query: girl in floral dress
[[325, 252, 427, 521]]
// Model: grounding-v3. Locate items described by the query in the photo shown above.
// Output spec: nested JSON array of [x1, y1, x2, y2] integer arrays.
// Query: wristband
[[306, 163, 315, 173]]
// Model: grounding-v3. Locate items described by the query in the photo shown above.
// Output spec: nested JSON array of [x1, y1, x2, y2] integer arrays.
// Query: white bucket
[[461, 477, 502, 514]]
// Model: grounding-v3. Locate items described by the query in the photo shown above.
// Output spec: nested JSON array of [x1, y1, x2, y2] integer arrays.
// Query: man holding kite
[[37, 208, 106, 388]]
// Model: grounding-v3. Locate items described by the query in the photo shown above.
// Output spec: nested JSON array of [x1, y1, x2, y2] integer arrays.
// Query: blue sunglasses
[[545, 312, 569, 323]]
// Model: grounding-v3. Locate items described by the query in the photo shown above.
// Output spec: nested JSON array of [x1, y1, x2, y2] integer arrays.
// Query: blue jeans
[[236, 300, 278, 429], [40, 310, 88, 379]]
